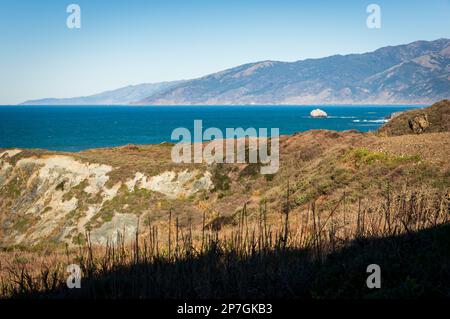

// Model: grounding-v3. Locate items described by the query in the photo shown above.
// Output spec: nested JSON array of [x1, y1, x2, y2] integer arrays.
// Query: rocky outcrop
[[125, 170, 213, 199], [408, 114, 430, 134], [310, 109, 328, 118], [90, 214, 138, 245], [378, 99, 450, 136]]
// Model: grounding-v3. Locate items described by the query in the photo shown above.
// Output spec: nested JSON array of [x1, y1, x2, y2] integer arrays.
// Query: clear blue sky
[[1, 0, 450, 104]]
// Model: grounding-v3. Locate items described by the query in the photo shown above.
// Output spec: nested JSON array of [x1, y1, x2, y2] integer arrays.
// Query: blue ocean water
[[0, 105, 423, 151]]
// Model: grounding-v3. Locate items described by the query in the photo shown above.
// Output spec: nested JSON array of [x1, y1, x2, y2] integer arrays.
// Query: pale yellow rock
[[310, 109, 328, 118]]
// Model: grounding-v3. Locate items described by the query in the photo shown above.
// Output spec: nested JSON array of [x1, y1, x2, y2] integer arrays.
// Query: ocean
[[0, 105, 422, 151]]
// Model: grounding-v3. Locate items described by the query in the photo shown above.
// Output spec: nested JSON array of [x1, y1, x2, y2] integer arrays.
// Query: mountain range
[[21, 81, 184, 106], [21, 38, 450, 105]]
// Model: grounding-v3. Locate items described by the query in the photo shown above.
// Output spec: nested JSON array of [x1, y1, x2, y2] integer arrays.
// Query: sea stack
[[310, 109, 328, 118]]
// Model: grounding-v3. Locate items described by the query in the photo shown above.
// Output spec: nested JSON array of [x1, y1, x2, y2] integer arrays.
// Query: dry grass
[[1, 187, 448, 298]]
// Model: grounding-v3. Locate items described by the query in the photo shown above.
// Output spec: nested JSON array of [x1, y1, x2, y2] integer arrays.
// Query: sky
[[1, 0, 450, 104]]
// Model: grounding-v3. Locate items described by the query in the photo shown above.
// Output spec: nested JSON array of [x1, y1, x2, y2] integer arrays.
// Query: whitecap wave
[[301, 116, 358, 119], [327, 116, 357, 119], [353, 119, 388, 123]]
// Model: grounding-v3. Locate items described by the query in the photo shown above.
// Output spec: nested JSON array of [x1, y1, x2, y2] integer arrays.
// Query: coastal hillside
[[1, 102, 449, 248], [21, 39, 450, 106], [378, 99, 450, 136]]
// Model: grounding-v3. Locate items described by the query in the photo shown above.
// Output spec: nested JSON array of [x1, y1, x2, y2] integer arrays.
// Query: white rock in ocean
[[310, 109, 328, 118]]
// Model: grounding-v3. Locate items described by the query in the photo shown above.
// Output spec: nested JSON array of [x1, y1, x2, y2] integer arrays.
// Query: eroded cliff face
[[0, 149, 213, 247]]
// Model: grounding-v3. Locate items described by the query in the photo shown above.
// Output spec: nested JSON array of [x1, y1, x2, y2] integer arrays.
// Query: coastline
[[0, 104, 423, 152], [9, 103, 427, 107]]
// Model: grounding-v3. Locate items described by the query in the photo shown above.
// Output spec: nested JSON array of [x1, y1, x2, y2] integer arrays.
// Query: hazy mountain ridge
[[21, 81, 184, 105], [139, 38, 450, 105], [21, 39, 450, 105]]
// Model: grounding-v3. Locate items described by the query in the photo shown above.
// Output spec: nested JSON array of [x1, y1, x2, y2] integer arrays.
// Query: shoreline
[[0, 129, 369, 154]]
